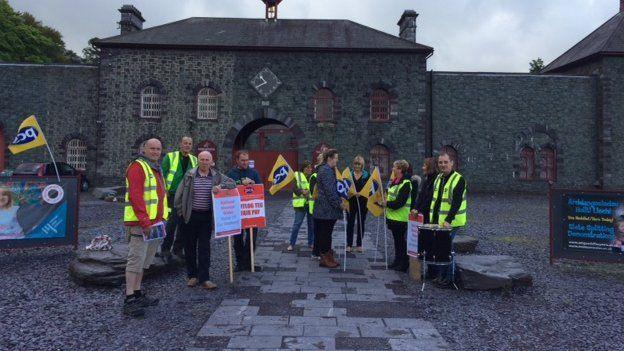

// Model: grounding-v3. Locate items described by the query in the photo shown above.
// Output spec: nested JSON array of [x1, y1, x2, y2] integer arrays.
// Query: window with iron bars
[[197, 88, 219, 120], [66, 139, 87, 171], [140, 86, 162, 119]]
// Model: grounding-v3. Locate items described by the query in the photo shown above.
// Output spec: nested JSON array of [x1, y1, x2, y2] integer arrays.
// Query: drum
[[417, 224, 453, 263]]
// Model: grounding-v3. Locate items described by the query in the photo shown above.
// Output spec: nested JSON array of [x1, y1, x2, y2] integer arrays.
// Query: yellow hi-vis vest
[[429, 171, 467, 227], [124, 159, 169, 222], [164, 151, 198, 191], [308, 172, 317, 214], [292, 171, 310, 208], [386, 179, 412, 222]]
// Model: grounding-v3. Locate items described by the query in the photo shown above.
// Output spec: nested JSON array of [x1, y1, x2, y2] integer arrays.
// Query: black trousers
[[388, 221, 408, 268], [314, 218, 337, 255], [162, 194, 184, 253], [183, 211, 213, 283], [346, 197, 368, 247], [234, 228, 257, 269]]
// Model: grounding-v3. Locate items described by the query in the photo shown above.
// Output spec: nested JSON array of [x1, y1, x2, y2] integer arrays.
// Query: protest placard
[[237, 184, 266, 229], [212, 188, 242, 239]]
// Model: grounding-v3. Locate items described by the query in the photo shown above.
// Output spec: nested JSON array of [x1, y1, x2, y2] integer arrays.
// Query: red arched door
[[0, 127, 5, 172]]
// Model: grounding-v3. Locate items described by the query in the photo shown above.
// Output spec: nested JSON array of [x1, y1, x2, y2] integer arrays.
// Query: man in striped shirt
[[174, 151, 235, 290]]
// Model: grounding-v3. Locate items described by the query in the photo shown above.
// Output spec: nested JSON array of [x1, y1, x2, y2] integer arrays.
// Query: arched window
[[140, 86, 162, 119], [313, 89, 334, 122], [370, 144, 391, 180], [370, 89, 390, 121], [519, 147, 535, 180], [66, 139, 87, 171], [197, 88, 219, 120], [539, 147, 556, 181], [440, 145, 460, 170]]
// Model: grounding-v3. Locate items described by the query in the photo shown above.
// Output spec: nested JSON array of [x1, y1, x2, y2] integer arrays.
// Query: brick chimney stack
[[118, 5, 145, 35], [397, 10, 418, 42]]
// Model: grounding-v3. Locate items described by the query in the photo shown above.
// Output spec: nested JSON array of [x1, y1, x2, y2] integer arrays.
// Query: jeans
[[289, 207, 314, 246], [314, 218, 337, 255], [234, 228, 257, 269], [183, 211, 213, 283], [162, 194, 184, 254]]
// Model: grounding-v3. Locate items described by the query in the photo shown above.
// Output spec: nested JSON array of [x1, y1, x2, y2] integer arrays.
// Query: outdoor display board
[[407, 214, 422, 258], [550, 188, 624, 263], [212, 188, 242, 239], [237, 184, 266, 229], [0, 176, 79, 249]]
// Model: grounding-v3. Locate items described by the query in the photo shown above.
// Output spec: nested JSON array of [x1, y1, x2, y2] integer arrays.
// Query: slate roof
[[95, 17, 433, 53], [543, 11, 624, 73]]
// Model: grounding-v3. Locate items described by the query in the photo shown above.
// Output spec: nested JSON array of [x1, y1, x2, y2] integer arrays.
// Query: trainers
[[136, 293, 159, 307], [356, 246, 363, 253], [187, 277, 198, 287], [123, 298, 145, 318], [201, 280, 218, 290], [287, 245, 293, 251]]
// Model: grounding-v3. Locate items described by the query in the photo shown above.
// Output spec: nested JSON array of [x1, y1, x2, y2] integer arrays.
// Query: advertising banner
[[407, 213, 423, 258], [0, 176, 78, 249], [550, 188, 624, 263], [237, 185, 266, 229], [212, 188, 242, 239]]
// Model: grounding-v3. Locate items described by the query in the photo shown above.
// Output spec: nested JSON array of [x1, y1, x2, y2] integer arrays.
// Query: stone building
[[1, 1, 623, 193]]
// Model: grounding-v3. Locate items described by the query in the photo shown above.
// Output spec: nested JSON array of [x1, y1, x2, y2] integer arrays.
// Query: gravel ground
[[0, 194, 284, 351], [1, 193, 622, 350]]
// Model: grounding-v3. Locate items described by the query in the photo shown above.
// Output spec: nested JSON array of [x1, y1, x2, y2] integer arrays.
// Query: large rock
[[92, 186, 125, 200], [69, 243, 180, 287], [456, 255, 532, 290], [454, 235, 478, 254]]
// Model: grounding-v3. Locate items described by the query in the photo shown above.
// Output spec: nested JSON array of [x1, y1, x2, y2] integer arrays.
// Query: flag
[[268, 154, 295, 195], [360, 167, 384, 217], [335, 167, 350, 211], [8, 115, 47, 154], [341, 167, 357, 197]]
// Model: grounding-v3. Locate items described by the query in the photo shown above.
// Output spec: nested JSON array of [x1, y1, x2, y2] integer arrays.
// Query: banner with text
[[550, 188, 624, 263], [406, 213, 423, 258], [212, 188, 242, 239], [237, 185, 266, 229]]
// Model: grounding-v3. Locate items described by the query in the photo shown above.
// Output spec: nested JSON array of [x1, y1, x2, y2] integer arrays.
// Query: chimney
[[397, 10, 418, 42], [118, 5, 145, 35]]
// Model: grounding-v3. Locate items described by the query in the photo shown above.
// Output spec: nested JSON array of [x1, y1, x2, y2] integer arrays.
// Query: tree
[[0, 0, 78, 63], [82, 37, 101, 64], [529, 58, 544, 74]]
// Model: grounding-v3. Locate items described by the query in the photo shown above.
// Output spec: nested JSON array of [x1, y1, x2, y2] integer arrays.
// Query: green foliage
[[529, 58, 545, 74], [0, 0, 78, 63], [82, 37, 101, 64]]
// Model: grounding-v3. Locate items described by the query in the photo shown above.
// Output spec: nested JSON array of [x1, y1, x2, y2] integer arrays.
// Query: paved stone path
[[190, 206, 448, 350]]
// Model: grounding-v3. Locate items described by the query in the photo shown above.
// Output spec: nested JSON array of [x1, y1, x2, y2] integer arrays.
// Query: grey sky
[[7, 0, 621, 72]]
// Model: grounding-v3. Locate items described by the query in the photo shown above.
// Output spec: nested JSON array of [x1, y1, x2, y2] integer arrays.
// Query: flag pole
[[38, 118, 61, 183], [343, 210, 347, 271], [356, 198, 363, 252], [380, 170, 388, 270]]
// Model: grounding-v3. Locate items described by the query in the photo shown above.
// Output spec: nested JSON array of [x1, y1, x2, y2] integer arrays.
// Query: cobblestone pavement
[[189, 205, 448, 351]]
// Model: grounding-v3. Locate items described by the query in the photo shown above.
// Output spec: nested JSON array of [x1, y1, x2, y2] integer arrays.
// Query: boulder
[[456, 255, 532, 290], [69, 243, 180, 287], [92, 186, 125, 200], [454, 235, 478, 254]]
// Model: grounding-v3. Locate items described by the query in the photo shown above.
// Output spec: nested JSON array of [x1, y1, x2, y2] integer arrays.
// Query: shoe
[[123, 298, 145, 318], [356, 246, 363, 253], [172, 247, 185, 259], [346, 246, 352, 253], [250, 265, 262, 272], [287, 245, 293, 251], [136, 293, 159, 307], [201, 280, 218, 290], [321, 252, 339, 268], [388, 261, 399, 269], [319, 252, 331, 267], [187, 278, 198, 287]]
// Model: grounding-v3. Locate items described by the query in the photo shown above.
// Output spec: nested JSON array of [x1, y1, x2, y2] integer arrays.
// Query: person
[[227, 150, 262, 272], [429, 152, 467, 287], [174, 151, 235, 290], [122, 138, 168, 317], [0, 187, 24, 239], [313, 149, 346, 268], [288, 161, 314, 251], [381, 160, 412, 272], [346, 156, 370, 253], [161, 136, 198, 261], [309, 152, 324, 259], [411, 157, 438, 224], [612, 206, 624, 253]]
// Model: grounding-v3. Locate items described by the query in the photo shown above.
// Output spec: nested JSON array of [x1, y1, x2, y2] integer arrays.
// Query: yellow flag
[[268, 154, 295, 195], [341, 167, 357, 197], [360, 167, 384, 217], [8, 115, 47, 154]]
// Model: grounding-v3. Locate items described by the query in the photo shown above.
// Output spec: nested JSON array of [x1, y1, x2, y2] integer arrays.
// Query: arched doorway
[[0, 127, 5, 172], [224, 109, 305, 189]]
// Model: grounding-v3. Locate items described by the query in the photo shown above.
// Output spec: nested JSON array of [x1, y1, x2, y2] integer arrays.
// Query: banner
[[8, 115, 47, 155], [212, 188, 242, 239], [0, 176, 78, 249], [238, 184, 266, 229], [550, 188, 624, 263], [407, 213, 423, 258]]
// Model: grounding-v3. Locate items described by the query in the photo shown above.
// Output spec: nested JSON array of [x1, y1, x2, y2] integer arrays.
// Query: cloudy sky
[[7, 0, 621, 72]]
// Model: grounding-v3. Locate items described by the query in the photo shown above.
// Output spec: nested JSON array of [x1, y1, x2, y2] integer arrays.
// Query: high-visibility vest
[[386, 179, 412, 222], [429, 171, 467, 227], [164, 151, 198, 191], [292, 171, 310, 208], [308, 172, 317, 215], [124, 159, 169, 222]]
